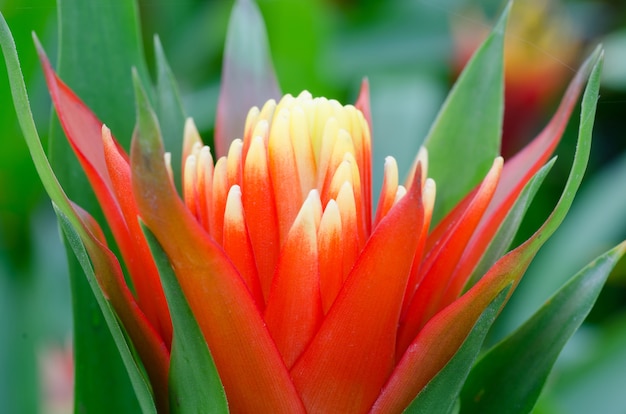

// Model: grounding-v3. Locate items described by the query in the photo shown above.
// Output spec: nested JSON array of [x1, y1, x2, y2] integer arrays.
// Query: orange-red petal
[[265, 191, 323, 369], [290, 170, 424, 413], [397, 158, 502, 355], [131, 83, 304, 413]]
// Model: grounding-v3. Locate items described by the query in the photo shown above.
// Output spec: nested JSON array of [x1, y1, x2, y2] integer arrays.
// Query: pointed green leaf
[[0, 3, 52, 268], [404, 286, 510, 414], [49, 1, 153, 410], [1, 10, 152, 413], [460, 241, 626, 414], [501, 150, 626, 332], [50, 0, 152, 200], [535, 311, 626, 414], [141, 223, 229, 414], [154, 35, 186, 191], [424, 3, 508, 224]]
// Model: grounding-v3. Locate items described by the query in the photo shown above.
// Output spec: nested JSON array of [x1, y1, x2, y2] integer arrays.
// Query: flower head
[[37, 48, 597, 411]]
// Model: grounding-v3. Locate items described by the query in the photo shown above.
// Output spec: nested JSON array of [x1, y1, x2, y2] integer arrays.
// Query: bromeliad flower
[[1, 1, 621, 413]]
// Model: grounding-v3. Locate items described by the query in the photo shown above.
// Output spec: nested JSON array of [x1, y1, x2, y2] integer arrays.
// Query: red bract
[[37, 30, 596, 414]]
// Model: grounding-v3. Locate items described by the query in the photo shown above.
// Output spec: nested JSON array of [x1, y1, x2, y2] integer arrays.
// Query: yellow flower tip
[[183, 153, 198, 213], [183, 91, 372, 250], [495, 155, 504, 169], [224, 184, 243, 225], [182, 117, 202, 162], [228, 138, 243, 153], [197, 145, 214, 176], [251, 119, 269, 144], [373, 156, 400, 227], [297, 90, 313, 100], [383, 156, 399, 182], [244, 106, 260, 143], [247, 91, 369, 199], [423, 178, 436, 220], [393, 185, 407, 205], [328, 159, 354, 199], [258, 99, 277, 124], [294, 189, 323, 235], [227, 138, 243, 186], [336, 181, 357, 224], [163, 152, 174, 185], [101, 123, 111, 137]]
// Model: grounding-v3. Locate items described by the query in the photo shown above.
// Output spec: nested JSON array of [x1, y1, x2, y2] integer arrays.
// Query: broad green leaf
[[535, 312, 626, 414], [50, 0, 152, 199], [48, 1, 153, 411], [464, 158, 556, 290], [56, 207, 158, 414], [0, 260, 38, 414], [424, 3, 507, 224], [256, 0, 329, 95], [0, 15, 156, 413], [154, 35, 186, 191], [141, 223, 229, 414], [404, 287, 510, 414], [460, 241, 626, 414], [0, 2, 53, 268], [215, 0, 280, 157]]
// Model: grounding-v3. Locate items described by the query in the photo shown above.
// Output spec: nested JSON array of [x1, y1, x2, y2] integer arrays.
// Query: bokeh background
[[1, 0, 626, 412]]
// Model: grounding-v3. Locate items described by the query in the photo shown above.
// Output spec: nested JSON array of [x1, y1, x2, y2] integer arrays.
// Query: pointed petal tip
[[153, 33, 163, 53], [424, 178, 436, 203], [131, 70, 164, 157], [496, 1, 512, 32], [355, 78, 372, 127], [32, 31, 44, 56]]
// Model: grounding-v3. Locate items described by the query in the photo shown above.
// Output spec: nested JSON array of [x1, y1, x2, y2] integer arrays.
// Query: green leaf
[[465, 158, 556, 291], [54, 0, 151, 144], [460, 241, 626, 414], [48, 1, 153, 411], [141, 223, 229, 414], [454, 48, 604, 412], [0, 13, 156, 413], [535, 311, 626, 414], [55, 207, 158, 414], [154, 35, 186, 191], [0, 2, 53, 268], [424, 3, 508, 224], [404, 286, 511, 414], [500, 150, 626, 332]]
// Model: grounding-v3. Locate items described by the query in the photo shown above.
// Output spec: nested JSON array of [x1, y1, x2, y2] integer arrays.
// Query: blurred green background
[[1, 0, 626, 412]]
